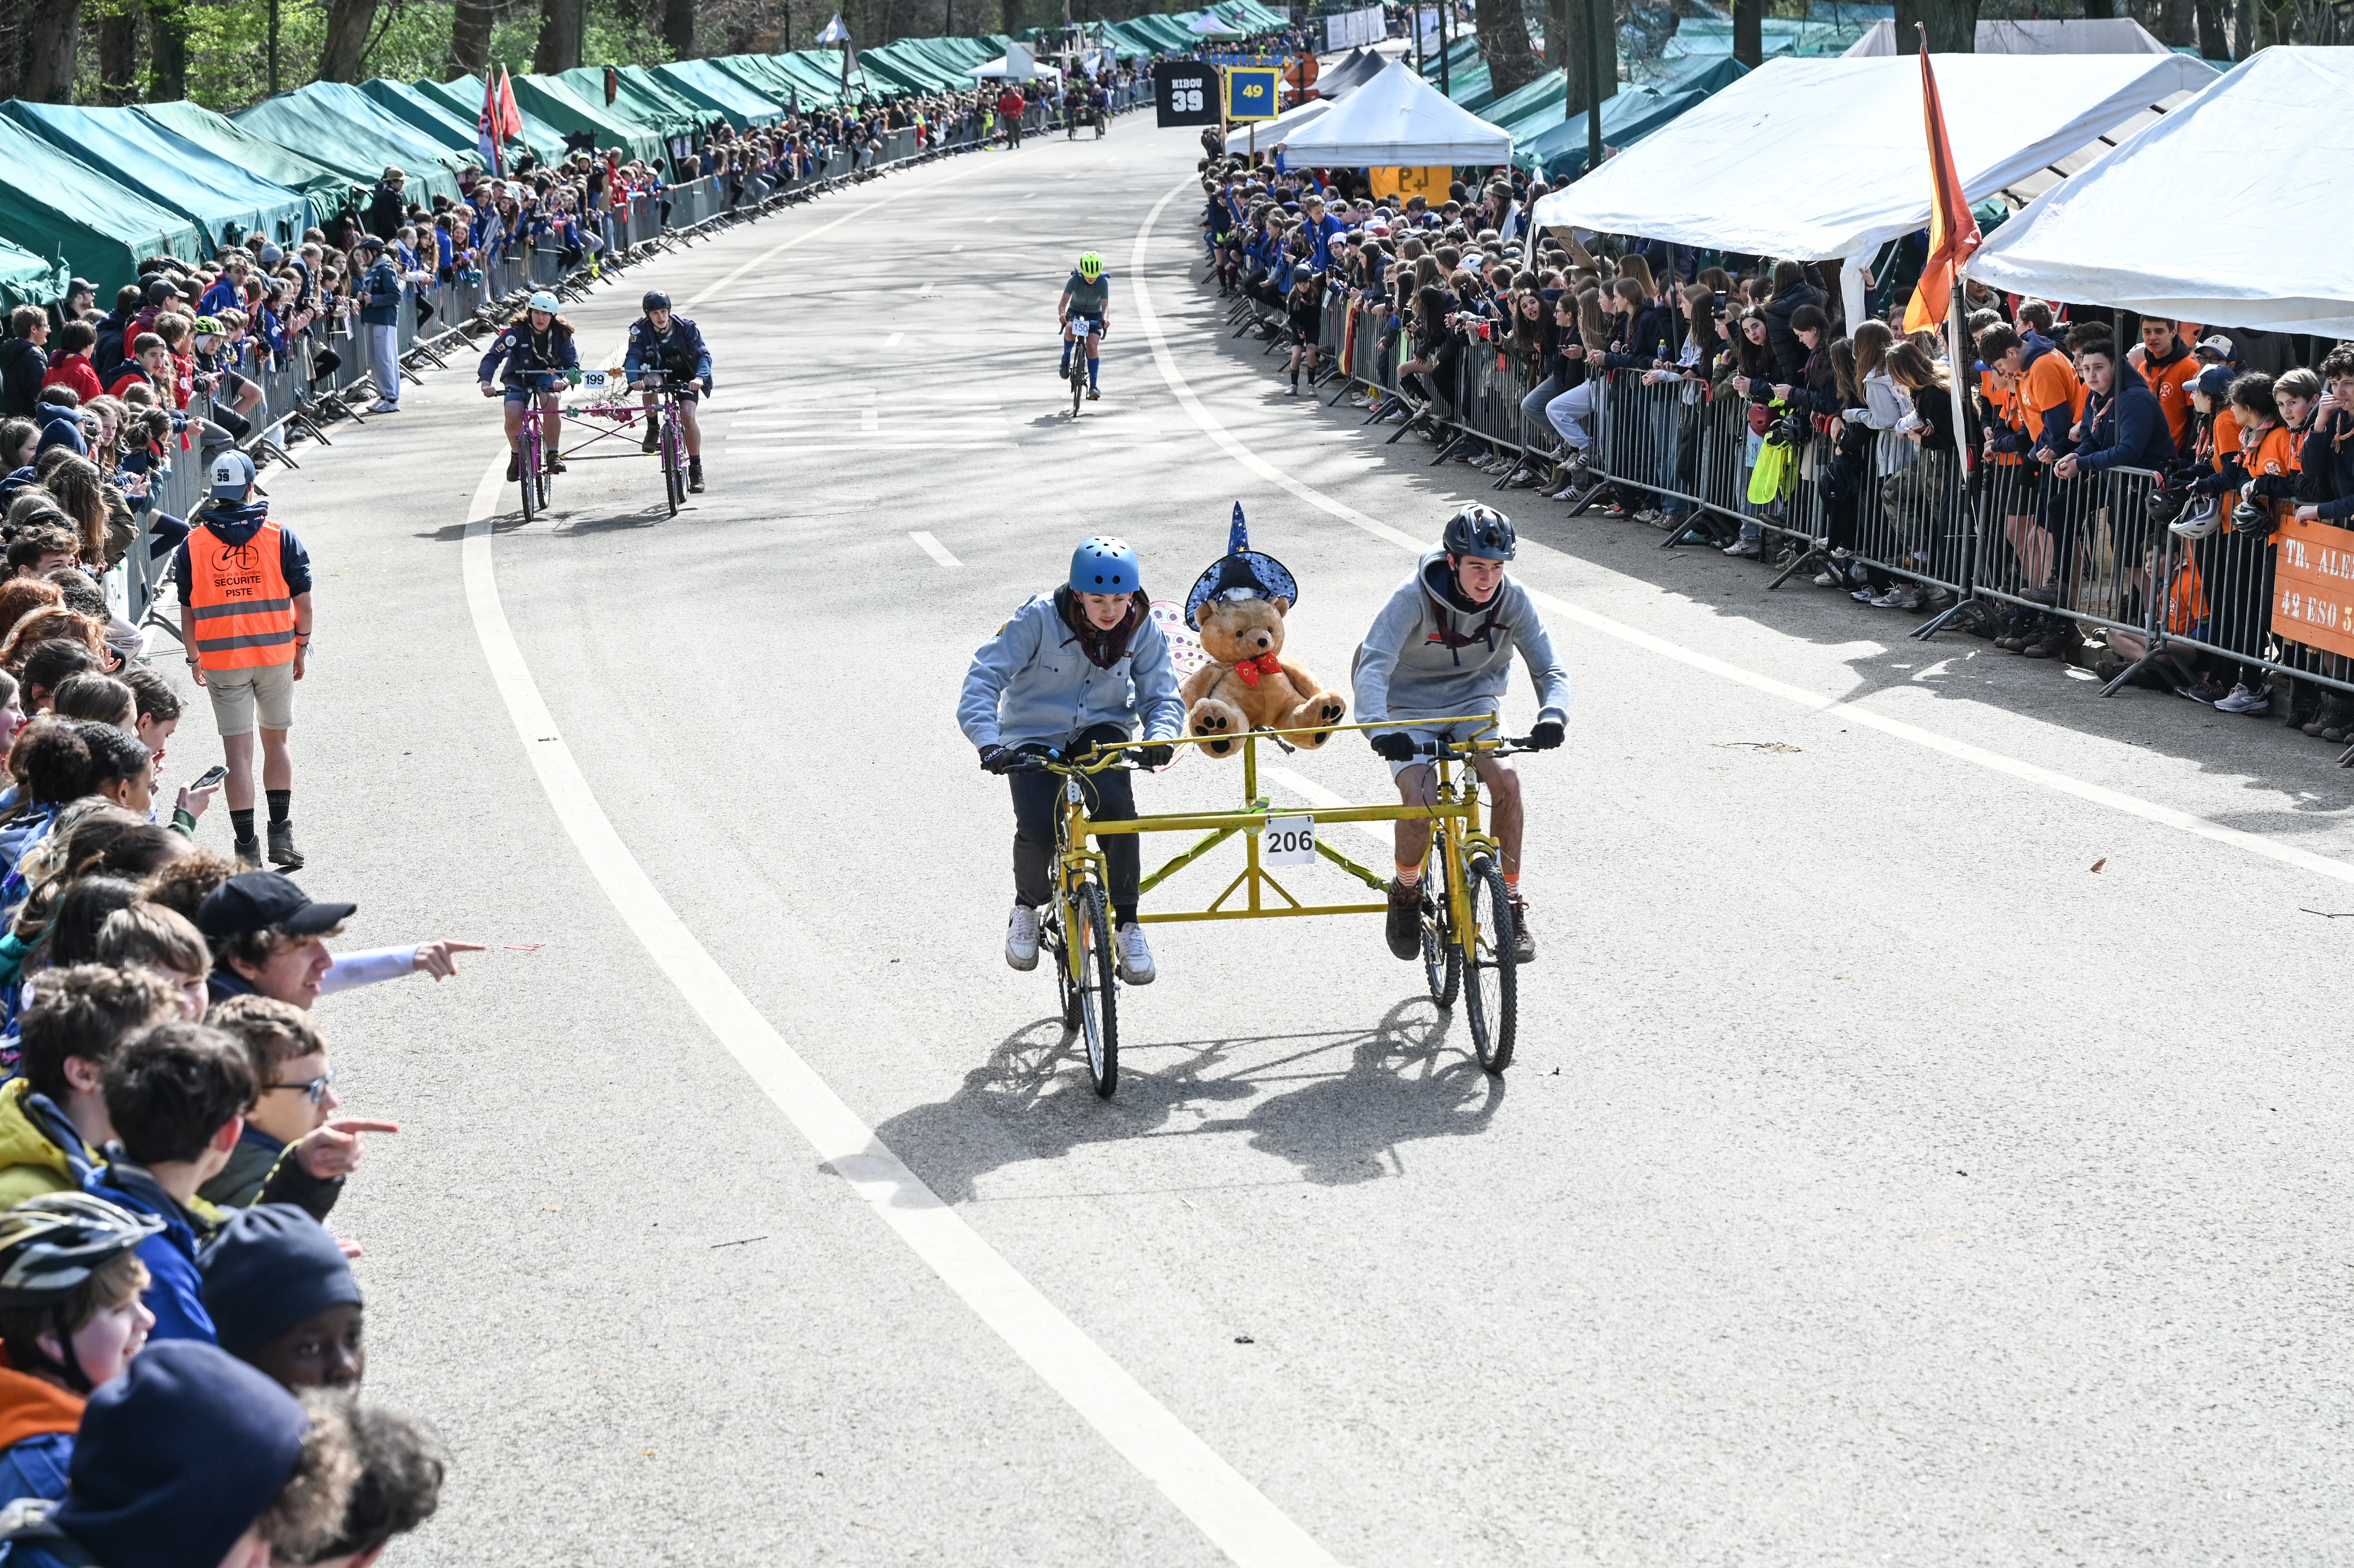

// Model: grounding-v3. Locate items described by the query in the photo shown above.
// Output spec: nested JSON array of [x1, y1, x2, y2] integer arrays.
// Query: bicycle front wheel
[[1070, 364, 1084, 417], [1458, 860, 1518, 1073], [661, 425, 683, 516], [1069, 881, 1119, 1097], [518, 428, 538, 524], [1420, 840, 1460, 1007]]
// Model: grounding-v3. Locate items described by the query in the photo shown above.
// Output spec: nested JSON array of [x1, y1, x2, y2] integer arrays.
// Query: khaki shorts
[[203, 660, 295, 736]]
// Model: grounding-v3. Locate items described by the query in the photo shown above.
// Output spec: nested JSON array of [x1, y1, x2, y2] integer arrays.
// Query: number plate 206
[[1262, 815, 1316, 867]]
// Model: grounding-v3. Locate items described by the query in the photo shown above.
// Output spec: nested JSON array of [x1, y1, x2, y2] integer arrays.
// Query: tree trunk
[[2191, 0, 2229, 54], [1732, 0, 1761, 65], [1473, 0, 1541, 99], [1543, 0, 1567, 66], [2230, 0, 2252, 55], [94, 4, 139, 101], [2154, 0, 2194, 46], [20, 0, 82, 100], [2081, 0, 2113, 17], [1561, 0, 1615, 120], [318, 0, 377, 80], [999, 0, 1017, 35], [1893, 0, 1976, 53], [444, 0, 495, 79], [533, 0, 581, 71], [663, 0, 695, 53]]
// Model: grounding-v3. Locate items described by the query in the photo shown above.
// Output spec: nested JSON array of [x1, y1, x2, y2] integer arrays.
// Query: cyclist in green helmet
[[1058, 252, 1111, 401]]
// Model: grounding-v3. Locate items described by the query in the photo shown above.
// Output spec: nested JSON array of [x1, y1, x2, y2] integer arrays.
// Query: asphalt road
[[175, 118, 2354, 1567]]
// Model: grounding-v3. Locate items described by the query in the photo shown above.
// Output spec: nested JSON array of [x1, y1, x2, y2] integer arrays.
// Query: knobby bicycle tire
[[1072, 882, 1118, 1097], [1459, 860, 1517, 1073], [1049, 906, 1080, 1032], [1421, 842, 1460, 1007]]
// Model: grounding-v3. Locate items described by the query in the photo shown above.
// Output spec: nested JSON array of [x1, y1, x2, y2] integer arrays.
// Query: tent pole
[[1438, 0, 1451, 96], [1584, 0, 1604, 175]]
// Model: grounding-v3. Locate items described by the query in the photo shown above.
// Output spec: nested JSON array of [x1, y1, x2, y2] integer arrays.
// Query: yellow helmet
[[1077, 252, 1104, 281]]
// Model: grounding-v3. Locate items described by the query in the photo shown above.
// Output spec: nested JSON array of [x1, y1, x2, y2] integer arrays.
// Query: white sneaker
[[1869, 587, 1916, 609], [1115, 922, 1156, 985], [367, 399, 399, 414], [1813, 570, 1839, 586], [1004, 904, 1041, 971], [2216, 683, 2272, 714], [1723, 539, 1761, 558]]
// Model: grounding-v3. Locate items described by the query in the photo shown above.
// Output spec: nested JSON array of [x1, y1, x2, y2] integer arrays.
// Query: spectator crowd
[[1204, 155, 2354, 741]]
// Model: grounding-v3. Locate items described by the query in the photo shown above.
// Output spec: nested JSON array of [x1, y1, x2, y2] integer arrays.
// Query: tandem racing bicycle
[[1004, 716, 1534, 1098]]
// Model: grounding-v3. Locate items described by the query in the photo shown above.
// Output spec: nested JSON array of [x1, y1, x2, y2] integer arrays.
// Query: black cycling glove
[[1136, 743, 1174, 769], [1369, 732, 1416, 762], [978, 745, 1012, 774], [1526, 722, 1564, 751]]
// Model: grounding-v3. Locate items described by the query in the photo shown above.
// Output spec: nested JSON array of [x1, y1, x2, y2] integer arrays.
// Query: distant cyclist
[[959, 536, 1179, 985], [1351, 506, 1568, 965], [476, 290, 578, 481], [1058, 252, 1110, 402], [625, 290, 712, 495]]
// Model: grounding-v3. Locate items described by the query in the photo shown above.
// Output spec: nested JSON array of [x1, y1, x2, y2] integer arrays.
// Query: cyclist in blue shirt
[[625, 291, 713, 494], [477, 291, 579, 482], [1058, 252, 1111, 400]]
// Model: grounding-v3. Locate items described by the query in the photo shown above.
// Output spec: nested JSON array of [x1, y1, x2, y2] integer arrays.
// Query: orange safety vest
[[187, 516, 296, 672]]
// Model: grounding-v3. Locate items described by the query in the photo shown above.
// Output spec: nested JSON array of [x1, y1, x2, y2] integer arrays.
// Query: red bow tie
[[1234, 652, 1283, 686]]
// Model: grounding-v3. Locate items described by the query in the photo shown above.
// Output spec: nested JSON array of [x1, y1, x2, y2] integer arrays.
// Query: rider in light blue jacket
[[959, 537, 1181, 984]]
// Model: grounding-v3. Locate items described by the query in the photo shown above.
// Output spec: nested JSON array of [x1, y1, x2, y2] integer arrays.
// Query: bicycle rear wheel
[[1458, 859, 1518, 1073], [1420, 841, 1460, 1007], [1069, 881, 1118, 1097]]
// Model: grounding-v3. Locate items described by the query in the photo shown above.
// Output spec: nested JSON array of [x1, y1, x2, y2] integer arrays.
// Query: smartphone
[[189, 763, 229, 790]]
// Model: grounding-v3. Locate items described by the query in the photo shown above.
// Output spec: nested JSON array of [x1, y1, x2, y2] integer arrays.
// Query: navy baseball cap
[[197, 872, 356, 940]]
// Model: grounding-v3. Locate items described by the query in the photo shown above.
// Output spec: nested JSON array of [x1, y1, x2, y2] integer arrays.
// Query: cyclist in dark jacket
[[477, 291, 579, 482]]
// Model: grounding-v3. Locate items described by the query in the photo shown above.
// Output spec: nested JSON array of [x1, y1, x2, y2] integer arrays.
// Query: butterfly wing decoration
[[1147, 599, 1207, 770]]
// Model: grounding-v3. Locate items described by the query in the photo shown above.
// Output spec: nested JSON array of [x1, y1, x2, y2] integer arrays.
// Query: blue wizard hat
[[1184, 503, 1299, 629]]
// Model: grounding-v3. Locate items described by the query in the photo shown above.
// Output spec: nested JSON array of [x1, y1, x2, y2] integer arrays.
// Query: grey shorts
[[203, 660, 295, 736], [1377, 711, 1500, 779]]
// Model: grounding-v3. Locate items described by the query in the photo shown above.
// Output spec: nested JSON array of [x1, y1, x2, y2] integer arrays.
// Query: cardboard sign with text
[[1370, 166, 1454, 203], [2272, 515, 2354, 659]]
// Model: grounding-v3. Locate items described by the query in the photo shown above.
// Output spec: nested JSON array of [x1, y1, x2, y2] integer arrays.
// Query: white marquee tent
[[1276, 58, 1511, 168], [1967, 46, 2354, 337], [970, 43, 1059, 80], [1846, 17, 2175, 56], [1529, 51, 2214, 320], [1225, 95, 1333, 154]]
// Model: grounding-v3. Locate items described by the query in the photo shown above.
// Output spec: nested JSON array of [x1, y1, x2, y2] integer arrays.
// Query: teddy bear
[[1178, 512, 1346, 759]]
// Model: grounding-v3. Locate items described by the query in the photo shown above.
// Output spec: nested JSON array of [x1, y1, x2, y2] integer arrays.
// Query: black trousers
[[1009, 723, 1140, 921]]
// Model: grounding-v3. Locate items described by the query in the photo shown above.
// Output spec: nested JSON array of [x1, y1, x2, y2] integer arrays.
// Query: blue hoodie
[[83, 1157, 218, 1347]]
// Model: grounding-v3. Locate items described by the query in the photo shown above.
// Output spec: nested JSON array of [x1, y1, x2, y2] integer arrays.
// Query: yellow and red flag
[[1902, 45, 1982, 335]]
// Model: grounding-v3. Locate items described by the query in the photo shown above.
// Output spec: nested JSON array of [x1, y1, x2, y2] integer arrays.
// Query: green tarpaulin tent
[[411, 76, 571, 166], [362, 80, 499, 162], [0, 239, 63, 308], [509, 73, 664, 163], [0, 113, 207, 290], [552, 67, 697, 140], [650, 59, 783, 127], [781, 50, 875, 101], [1515, 86, 1704, 180], [619, 64, 716, 132], [2, 101, 310, 253], [137, 100, 360, 226], [233, 83, 473, 205], [709, 55, 837, 110]]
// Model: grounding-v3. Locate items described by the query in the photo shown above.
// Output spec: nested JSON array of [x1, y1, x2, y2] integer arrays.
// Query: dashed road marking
[[910, 531, 962, 568]]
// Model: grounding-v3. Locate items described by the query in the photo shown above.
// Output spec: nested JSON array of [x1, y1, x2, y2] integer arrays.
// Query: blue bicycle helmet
[[1069, 535, 1142, 594]]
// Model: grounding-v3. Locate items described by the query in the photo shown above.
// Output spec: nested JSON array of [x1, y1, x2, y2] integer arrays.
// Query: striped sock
[[1503, 872, 1522, 899], [1395, 861, 1421, 891]]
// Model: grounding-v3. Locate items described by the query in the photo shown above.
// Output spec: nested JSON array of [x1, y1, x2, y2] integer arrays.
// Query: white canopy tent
[[970, 43, 1058, 80], [1846, 17, 2174, 56], [1968, 47, 2354, 337], [1276, 58, 1511, 167], [1530, 52, 2215, 322], [1225, 95, 1333, 154]]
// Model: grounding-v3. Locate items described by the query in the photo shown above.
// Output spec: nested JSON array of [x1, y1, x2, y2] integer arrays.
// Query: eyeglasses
[[265, 1068, 334, 1104]]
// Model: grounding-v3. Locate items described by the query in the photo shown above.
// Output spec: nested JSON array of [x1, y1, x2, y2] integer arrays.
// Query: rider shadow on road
[[871, 998, 1502, 1206]]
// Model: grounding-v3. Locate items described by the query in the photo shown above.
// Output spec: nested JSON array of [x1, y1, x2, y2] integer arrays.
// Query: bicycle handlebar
[[1413, 736, 1542, 760]]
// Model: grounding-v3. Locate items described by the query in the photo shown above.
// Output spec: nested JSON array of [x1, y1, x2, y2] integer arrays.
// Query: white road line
[[461, 451, 1337, 1568], [1129, 185, 2354, 892], [910, 530, 962, 568], [1265, 767, 1388, 847], [859, 409, 880, 433], [884, 331, 904, 346], [710, 442, 1008, 453]]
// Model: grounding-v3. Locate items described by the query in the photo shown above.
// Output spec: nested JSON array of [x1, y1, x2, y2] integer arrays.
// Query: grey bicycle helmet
[[0, 1193, 162, 1304], [2170, 494, 2222, 540], [1442, 504, 1516, 561], [642, 290, 672, 313]]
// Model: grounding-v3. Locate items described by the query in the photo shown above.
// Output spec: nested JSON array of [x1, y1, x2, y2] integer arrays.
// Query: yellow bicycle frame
[[1052, 717, 1510, 935]]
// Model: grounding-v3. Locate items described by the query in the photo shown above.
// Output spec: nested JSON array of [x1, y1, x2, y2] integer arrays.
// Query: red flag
[[1903, 46, 1982, 335], [496, 66, 523, 140], [604, 64, 620, 106]]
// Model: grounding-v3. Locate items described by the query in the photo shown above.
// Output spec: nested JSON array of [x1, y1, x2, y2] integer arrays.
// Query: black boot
[[687, 457, 704, 493], [506, 450, 520, 482], [641, 415, 661, 454], [268, 820, 304, 871], [1383, 878, 1424, 961]]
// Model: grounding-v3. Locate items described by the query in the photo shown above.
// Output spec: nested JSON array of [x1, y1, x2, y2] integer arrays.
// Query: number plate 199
[[1262, 815, 1316, 867]]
